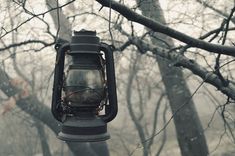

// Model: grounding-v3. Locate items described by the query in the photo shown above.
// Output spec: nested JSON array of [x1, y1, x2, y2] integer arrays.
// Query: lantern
[[51, 30, 118, 142]]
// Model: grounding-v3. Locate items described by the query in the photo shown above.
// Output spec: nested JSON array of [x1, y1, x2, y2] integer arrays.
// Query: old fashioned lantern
[[51, 30, 118, 142]]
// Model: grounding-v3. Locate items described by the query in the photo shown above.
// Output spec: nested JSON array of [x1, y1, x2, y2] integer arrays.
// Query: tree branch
[[96, 0, 235, 57], [0, 40, 54, 52], [129, 36, 235, 100]]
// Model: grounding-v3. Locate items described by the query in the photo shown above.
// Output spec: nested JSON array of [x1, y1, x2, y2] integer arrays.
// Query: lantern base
[[58, 132, 110, 142], [58, 116, 110, 142]]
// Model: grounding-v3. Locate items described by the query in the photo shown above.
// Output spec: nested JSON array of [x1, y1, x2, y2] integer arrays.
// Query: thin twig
[[55, 0, 60, 41], [109, 0, 114, 46]]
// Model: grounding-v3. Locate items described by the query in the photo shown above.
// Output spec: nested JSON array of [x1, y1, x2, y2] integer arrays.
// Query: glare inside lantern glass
[[65, 68, 105, 107]]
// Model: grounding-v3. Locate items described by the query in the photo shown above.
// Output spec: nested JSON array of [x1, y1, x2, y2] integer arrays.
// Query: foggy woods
[[0, 0, 235, 156]]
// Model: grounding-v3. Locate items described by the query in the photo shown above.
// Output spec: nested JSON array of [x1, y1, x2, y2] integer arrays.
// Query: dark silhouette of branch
[[96, 0, 235, 57], [220, 101, 235, 142], [214, 7, 235, 87], [177, 26, 235, 54], [0, 40, 54, 52]]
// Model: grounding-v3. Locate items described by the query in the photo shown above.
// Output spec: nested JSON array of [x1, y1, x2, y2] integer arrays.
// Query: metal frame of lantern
[[51, 30, 118, 142]]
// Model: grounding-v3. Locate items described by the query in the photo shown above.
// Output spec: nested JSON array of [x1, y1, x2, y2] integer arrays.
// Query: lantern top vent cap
[[74, 29, 96, 36]]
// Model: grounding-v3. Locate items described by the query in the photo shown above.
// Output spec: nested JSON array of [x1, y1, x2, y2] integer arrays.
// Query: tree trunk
[[137, 0, 209, 155]]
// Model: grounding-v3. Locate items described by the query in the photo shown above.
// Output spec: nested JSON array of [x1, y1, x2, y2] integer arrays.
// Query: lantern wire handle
[[52, 40, 70, 122], [100, 43, 118, 122]]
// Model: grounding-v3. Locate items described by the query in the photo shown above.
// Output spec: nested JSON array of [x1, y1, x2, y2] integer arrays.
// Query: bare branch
[[96, 0, 235, 57], [0, 40, 54, 52], [129, 36, 235, 100]]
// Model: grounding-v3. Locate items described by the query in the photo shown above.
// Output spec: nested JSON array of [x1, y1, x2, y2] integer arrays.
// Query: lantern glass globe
[[65, 68, 105, 106]]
